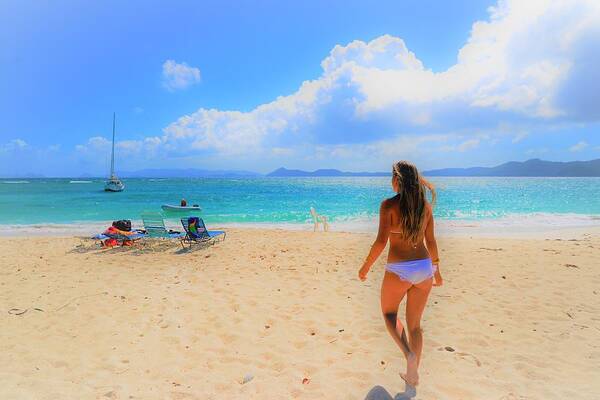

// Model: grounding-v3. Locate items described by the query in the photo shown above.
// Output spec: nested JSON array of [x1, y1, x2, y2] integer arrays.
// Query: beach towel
[[186, 217, 206, 239]]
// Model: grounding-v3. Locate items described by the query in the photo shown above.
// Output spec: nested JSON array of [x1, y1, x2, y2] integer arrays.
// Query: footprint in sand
[[270, 360, 286, 372], [456, 352, 482, 367], [293, 340, 308, 349], [164, 336, 181, 345], [219, 333, 239, 344], [260, 351, 276, 361]]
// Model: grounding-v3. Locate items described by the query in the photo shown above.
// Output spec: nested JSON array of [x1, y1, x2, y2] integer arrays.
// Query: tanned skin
[[358, 176, 442, 386]]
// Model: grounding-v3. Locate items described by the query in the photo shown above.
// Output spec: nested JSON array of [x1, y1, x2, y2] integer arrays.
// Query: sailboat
[[104, 113, 125, 192]]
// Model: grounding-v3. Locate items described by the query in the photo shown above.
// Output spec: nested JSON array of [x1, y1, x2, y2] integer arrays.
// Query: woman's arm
[[358, 201, 391, 281], [424, 204, 443, 286]]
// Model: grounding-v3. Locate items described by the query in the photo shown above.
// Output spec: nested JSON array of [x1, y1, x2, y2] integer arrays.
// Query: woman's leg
[[380, 271, 417, 384], [405, 277, 433, 373]]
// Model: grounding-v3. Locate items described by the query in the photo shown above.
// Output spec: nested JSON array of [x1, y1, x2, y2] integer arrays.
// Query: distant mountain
[[120, 168, 262, 178], [5, 159, 600, 179], [267, 167, 389, 177], [424, 159, 600, 177], [268, 160, 600, 177]]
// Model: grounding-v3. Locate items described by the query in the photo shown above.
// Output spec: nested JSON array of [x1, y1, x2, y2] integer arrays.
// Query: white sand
[[1, 229, 599, 399]]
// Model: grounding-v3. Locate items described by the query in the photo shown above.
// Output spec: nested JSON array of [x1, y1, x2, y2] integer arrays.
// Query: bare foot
[[400, 353, 419, 386]]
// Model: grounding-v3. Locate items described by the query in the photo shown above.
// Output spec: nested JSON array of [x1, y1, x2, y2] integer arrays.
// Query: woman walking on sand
[[358, 160, 442, 386]]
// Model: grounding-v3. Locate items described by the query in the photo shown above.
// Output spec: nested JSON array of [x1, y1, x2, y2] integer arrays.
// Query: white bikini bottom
[[386, 258, 434, 284]]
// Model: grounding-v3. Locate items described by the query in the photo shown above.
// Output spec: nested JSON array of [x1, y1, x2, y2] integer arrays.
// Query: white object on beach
[[310, 207, 329, 232], [241, 373, 254, 384]]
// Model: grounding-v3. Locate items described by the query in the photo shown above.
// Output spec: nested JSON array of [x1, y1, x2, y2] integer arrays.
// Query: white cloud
[[271, 147, 294, 156], [75, 136, 110, 153], [88, 136, 110, 148], [12, 139, 27, 148], [349, 1, 600, 119], [436, 135, 487, 153], [116, 140, 142, 152], [76, 135, 163, 157], [71, 1, 599, 168], [569, 140, 588, 152], [512, 132, 529, 143], [306, 134, 453, 162], [155, 0, 599, 160], [369, 134, 454, 158], [526, 147, 549, 155], [162, 60, 201, 91], [457, 138, 481, 152], [0, 138, 28, 153]]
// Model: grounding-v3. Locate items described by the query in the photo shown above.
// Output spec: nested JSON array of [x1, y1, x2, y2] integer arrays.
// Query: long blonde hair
[[392, 161, 436, 244]]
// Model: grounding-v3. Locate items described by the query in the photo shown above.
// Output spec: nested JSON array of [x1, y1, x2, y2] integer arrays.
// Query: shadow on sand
[[69, 237, 213, 256], [364, 385, 417, 400]]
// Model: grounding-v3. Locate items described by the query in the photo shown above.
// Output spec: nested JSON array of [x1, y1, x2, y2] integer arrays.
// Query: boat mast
[[110, 112, 116, 179]]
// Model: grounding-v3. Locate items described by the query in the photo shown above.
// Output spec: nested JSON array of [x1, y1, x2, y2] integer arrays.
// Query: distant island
[[267, 159, 600, 177], [3, 159, 600, 178], [423, 158, 600, 177]]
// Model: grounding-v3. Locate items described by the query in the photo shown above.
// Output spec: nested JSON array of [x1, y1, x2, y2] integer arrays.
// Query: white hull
[[104, 179, 125, 192], [161, 204, 201, 211]]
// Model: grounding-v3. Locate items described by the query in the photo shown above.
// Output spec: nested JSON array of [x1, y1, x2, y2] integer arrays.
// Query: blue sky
[[1, 0, 599, 176]]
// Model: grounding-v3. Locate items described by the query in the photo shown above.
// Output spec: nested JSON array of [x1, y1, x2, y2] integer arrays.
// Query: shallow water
[[1, 177, 599, 228]]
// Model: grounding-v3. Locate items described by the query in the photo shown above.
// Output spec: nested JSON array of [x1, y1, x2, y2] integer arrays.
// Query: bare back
[[382, 196, 433, 263]]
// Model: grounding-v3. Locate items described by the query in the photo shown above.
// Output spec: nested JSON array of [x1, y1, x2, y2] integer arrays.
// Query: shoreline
[[2, 215, 600, 240]]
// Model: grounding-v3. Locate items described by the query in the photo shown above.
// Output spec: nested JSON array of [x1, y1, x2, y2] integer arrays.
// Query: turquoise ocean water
[[1, 177, 600, 231]]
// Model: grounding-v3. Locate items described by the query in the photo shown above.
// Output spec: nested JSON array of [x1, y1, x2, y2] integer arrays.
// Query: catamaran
[[104, 113, 125, 192]]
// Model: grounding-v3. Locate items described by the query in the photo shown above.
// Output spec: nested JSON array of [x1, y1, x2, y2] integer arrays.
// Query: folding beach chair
[[180, 216, 226, 248], [141, 212, 185, 239]]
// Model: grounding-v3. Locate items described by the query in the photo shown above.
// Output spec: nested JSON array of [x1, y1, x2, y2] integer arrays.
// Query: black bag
[[112, 219, 132, 231]]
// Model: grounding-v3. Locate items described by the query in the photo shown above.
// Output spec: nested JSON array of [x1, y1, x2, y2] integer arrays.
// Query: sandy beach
[[1, 228, 599, 399]]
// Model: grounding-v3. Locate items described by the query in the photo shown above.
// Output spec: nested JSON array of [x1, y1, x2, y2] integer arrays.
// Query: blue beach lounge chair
[[141, 212, 185, 239], [180, 216, 226, 248]]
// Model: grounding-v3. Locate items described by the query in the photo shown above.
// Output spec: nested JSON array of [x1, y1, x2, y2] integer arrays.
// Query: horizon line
[[3, 157, 600, 179]]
